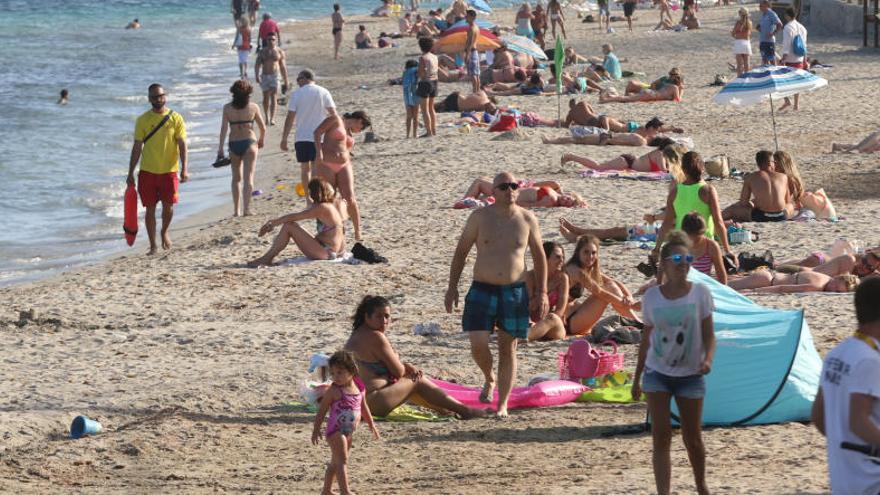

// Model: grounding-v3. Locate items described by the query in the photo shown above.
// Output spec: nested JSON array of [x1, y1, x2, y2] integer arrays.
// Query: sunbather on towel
[[542, 117, 672, 147], [729, 269, 859, 294], [459, 177, 587, 208], [832, 130, 880, 153], [779, 249, 880, 279], [563, 99, 684, 134], [559, 137, 686, 174], [599, 68, 684, 103]]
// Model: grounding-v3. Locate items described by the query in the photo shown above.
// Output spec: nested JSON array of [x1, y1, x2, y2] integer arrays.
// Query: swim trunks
[[238, 49, 249, 65], [466, 49, 480, 78], [623, 1, 636, 17], [294, 141, 317, 163], [416, 80, 438, 98], [759, 41, 776, 63], [138, 170, 179, 208], [332, 27, 342, 35], [784, 61, 807, 70], [627, 221, 661, 241], [462, 281, 530, 339], [751, 208, 786, 222], [626, 121, 639, 133], [570, 125, 603, 138], [260, 73, 279, 92]]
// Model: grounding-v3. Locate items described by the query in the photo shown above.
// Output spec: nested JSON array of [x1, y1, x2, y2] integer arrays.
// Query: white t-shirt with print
[[288, 83, 336, 143], [820, 336, 880, 495], [642, 282, 714, 377]]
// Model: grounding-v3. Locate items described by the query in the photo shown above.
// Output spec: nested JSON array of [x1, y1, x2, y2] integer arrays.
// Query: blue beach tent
[[667, 270, 822, 426]]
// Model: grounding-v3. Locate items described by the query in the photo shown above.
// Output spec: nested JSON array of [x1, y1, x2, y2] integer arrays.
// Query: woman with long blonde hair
[[731, 8, 753, 76], [773, 150, 804, 218], [564, 235, 641, 335]]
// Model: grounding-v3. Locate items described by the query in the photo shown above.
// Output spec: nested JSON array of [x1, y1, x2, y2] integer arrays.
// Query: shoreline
[[2, 6, 879, 493]]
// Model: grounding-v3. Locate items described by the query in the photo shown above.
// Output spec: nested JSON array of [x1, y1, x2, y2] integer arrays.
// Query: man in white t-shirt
[[280, 69, 336, 202], [779, 7, 808, 111], [812, 277, 880, 495]]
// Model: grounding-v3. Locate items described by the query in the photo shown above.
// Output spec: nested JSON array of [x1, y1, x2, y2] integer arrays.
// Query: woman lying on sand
[[779, 249, 880, 279], [344, 295, 488, 418], [542, 117, 670, 147], [831, 130, 880, 153], [599, 68, 684, 103], [729, 270, 859, 294], [527, 242, 570, 341], [457, 177, 587, 208], [565, 235, 642, 334], [559, 137, 684, 174], [247, 178, 346, 266], [484, 73, 554, 96]]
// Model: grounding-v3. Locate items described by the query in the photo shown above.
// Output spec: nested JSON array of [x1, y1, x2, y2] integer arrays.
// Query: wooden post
[[875, 0, 879, 47], [866, 0, 870, 47]]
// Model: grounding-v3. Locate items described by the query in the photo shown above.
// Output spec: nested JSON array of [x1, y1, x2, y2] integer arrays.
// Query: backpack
[[792, 30, 807, 57]]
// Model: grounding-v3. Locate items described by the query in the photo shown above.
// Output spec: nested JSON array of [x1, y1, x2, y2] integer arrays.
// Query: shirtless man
[[331, 4, 344, 60], [254, 32, 289, 126], [446, 172, 550, 418], [464, 10, 481, 94], [723, 150, 790, 222], [434, 90, 496, 113]]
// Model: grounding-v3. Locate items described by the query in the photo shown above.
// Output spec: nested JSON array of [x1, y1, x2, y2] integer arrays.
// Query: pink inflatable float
[[432, 378, 587, 410]]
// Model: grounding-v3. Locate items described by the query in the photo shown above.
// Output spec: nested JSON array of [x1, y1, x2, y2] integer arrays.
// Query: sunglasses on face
[[666, 254, 694, 264], [495, 182, 519, 191]]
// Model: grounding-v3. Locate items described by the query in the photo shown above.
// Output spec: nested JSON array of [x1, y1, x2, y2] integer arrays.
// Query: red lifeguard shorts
[[138, 171, 179, 208]]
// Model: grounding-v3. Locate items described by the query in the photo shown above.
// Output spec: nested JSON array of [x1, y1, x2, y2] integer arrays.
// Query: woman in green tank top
[[652, 151, 733, 263]]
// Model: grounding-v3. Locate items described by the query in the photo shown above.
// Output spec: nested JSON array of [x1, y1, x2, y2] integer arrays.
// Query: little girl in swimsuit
[[312, 350, 380, 495]]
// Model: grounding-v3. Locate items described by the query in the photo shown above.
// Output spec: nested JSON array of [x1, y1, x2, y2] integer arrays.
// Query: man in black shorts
[[623, 0, 637, 31], [722, 150, 791, 223]]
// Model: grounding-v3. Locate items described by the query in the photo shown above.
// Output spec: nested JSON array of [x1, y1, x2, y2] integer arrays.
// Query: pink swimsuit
[[322, 127, 355, 174], [325, 381, 364, 438]]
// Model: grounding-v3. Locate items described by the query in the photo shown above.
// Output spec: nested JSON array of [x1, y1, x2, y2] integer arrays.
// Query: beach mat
[[578, 169, 672, 181]]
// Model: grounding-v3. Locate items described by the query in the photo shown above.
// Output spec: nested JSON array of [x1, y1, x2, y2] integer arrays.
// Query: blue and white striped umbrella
[[469, 0, 493, 13], [713, 65, 827, 106], [500, 34, 548, 60], [447, 19, 496, 30], [713, 65, 827, 149]]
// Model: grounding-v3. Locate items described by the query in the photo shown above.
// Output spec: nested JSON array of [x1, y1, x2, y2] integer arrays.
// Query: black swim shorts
[[751, 208, 786, 222], [294, 141, 317, 163], [623, 1, 636, 17], [416, 80, 438, 98]]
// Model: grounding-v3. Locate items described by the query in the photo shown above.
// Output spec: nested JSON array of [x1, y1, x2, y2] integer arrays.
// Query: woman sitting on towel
[[599, 68, 684, 103], [527, 242, 570, 341], [344, 295, 488, 418], [729, 269, 860, 294], [559, 138, 685, 174], [565, 234, 642, 335], [247, 178, 346, 266], [458, 177, 587, 208]]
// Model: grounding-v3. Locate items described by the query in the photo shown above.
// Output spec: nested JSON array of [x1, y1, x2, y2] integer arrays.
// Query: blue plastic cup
[[70, 415, 103, 439]]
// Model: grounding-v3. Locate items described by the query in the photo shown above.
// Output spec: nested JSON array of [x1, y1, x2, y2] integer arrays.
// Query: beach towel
[[278, 252, 363, 266], [578, 169, 672, 181]]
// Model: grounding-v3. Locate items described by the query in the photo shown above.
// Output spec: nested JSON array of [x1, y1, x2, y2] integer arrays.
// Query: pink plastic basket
[[558, 339, 625, 380]]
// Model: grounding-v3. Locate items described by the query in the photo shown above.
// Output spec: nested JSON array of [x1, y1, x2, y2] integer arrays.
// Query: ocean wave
[[114, 95, 149, 103]]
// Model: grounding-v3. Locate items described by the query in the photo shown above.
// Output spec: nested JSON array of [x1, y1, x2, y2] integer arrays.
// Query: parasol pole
[[769, 94, 779, 152]]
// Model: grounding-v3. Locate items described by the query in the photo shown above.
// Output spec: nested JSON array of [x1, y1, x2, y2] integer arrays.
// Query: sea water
[[0, 0, 517, 286]]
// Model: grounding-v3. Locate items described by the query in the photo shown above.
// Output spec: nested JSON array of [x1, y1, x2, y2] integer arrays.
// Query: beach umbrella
[[712, 65, 827, 150], [469, 0, 493, 13], [434, 28, 500, 54], [500, 34, 548, 60]]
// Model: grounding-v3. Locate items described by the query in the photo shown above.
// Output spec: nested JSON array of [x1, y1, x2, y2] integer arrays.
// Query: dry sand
[[1, 5, 879, 493]]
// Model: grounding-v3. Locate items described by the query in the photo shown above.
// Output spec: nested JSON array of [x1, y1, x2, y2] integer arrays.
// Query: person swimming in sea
[[57, 89, 69, 105]]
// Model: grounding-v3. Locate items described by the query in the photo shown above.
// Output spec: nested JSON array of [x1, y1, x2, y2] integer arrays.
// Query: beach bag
[[792, 33, 807, 57], [704, 154, 730, 178], [727, 224, 757, 244], [738, 250, 775, 272], [488, 114, 517, 132], [559, 339, 625, 380], [800, 188, 837, 219]]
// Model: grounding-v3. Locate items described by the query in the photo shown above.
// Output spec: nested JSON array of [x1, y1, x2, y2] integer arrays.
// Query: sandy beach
[[1, 5, 879, 493]]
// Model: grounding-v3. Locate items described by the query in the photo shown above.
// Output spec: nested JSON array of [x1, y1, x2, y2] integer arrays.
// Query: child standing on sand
[[402, 59, 420, 138], [632, 231, 715, 495], [312, 351, 379, 495]]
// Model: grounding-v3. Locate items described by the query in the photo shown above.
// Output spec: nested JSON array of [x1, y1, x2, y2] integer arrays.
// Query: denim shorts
[[641, 369, 705, 399]]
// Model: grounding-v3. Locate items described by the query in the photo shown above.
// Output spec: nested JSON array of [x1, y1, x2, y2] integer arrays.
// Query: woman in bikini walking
[[217, 79, 266, 217], [313, 111, 371, 241]]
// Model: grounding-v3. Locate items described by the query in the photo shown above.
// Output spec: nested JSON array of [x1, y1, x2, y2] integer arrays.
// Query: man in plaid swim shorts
[[446, 172, 550, 418]]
